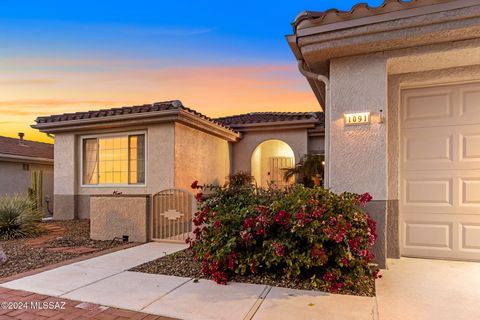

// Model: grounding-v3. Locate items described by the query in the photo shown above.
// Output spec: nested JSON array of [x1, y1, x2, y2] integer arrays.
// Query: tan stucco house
[[0, 134, 54, 214], [32, 101, 324, 242], [288, 0, 480, 266]]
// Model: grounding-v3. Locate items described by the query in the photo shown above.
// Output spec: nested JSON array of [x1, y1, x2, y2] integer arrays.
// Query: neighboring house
[[288, 0, 480, 266], [0, 134, 54, 214], [31, 101, 325, 225]]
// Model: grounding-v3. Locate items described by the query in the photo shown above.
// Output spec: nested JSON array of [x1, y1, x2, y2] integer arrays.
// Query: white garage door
[[400, 82, 480, 261]]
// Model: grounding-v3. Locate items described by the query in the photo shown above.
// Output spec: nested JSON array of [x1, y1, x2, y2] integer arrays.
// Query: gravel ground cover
[[130, 249, 376, 296], [0, 220, 126, 278]]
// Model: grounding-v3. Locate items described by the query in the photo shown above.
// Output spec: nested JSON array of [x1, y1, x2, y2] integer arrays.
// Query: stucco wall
[[231, 129, 309, 174], [54, 134, 77, 220], [90, 195, 149, 242], [53, 123, 175, 219], [329, 54, 388, 199], [0, 161, 53, 214], [308, 136, 325, 154], [329, 54, 388, 267], [174, 123, 230, 189]]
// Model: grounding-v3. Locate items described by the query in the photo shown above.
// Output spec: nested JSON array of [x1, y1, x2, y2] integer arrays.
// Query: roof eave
[[32, 109, 240, 142], [226, 119, 321, 132], [0, 153, 53, 164]]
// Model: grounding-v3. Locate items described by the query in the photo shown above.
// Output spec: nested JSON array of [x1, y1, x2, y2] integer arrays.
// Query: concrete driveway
[[376, 258, 480, 320]]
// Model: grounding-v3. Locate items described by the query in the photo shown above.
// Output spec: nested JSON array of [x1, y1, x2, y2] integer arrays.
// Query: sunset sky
[[0, 0, 383, 142]]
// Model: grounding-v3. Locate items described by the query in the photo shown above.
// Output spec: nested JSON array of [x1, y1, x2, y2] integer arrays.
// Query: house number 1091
[[344, 112, 370, 125]]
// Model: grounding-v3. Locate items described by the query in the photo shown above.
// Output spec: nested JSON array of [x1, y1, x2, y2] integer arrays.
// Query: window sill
[[80, 184, 147, 188]]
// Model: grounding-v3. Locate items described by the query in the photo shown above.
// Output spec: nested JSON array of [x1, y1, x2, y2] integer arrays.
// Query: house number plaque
[[344, 112, 370, 125]]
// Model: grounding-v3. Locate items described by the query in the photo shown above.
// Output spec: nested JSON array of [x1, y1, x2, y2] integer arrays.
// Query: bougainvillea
[[187, 173, 380, 295]]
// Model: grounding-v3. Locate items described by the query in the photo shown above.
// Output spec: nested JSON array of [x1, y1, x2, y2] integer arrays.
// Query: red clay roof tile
[[0, 136, 53, 160]]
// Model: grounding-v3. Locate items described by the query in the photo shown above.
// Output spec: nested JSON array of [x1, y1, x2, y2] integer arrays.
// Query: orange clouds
[[0, 58, 319, 142]]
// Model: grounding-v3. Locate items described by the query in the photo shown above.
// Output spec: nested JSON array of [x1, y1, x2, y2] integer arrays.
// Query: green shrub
[[188, 176, 379, 295], [0, 195, 42, 240]]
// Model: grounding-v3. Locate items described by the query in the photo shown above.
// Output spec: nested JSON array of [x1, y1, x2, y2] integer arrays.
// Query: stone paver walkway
[[0, 287, 177, 320]]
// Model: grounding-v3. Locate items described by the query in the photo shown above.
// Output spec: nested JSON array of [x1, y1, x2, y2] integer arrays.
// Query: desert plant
[[28, 171, 43, 212], [283, 154, 324, 187], [187, 179, 379, 295], [0, 195, 42, 240]]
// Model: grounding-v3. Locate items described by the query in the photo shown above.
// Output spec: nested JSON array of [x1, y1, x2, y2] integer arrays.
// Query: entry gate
[[151, 189, 195, 242]]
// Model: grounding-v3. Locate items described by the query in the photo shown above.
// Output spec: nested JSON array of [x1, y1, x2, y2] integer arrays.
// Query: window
[[82, 133, 145, 185], [22, 163, 30, 171]]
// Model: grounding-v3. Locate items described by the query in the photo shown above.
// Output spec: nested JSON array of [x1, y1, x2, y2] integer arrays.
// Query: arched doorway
[[251, 139, 295, 188]]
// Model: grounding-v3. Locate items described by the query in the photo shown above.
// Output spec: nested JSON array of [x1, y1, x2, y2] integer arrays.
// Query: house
[[216, 112, 324, 187], [288, 0, 480, 266], [31, 101, 324, 242], [0, 134, 54, 214]]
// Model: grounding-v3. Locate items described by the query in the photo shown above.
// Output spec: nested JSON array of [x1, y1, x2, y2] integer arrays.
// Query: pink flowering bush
[[187, 174, 380, 295]]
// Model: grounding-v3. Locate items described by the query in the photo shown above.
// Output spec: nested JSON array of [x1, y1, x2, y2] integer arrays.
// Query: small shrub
[[187, 176, 379, 295], [0, 195, 42, 240]]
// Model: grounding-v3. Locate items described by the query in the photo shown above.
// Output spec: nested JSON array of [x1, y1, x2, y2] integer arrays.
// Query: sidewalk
[[1, 242, 377, 320]]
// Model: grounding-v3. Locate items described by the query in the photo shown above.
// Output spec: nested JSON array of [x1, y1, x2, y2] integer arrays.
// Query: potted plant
[[283, 153, 324, 187]]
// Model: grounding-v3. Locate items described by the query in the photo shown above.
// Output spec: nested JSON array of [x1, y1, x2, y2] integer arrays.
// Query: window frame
[[80, 131, 147, 188]]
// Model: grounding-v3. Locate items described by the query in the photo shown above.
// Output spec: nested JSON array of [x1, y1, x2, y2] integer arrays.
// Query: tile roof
[[0, 136, 53, 160], [215, 112, 324, 126], [294, 0, 449, 27], [34, 100, 236, 133]]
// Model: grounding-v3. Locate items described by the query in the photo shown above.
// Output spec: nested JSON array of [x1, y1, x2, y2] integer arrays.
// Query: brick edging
[[0, 242, 141, 284]]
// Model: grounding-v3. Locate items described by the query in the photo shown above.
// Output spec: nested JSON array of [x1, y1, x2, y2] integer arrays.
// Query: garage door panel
[[460, 224, 480, 251], [459, 83, 480, 122], [461, 134, 480, 161], [404, 133, 452, 162], [402, 126, 480, 170], [402, 88, 453, 121], [404, 221, 452, 249], [401, 82, 480, 262], [461, 179, 480, 206], [404, 179, 452, 206]]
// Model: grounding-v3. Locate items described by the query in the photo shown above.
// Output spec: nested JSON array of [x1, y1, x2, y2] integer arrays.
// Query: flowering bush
[[187, 175, 380, 295]]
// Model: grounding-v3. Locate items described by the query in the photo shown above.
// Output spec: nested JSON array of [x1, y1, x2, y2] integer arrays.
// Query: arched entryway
[[251, 139, 295, 188]]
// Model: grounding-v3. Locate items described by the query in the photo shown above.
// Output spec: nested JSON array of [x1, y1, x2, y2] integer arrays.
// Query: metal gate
[[268, 157, 294, 188], [151, 188, 195, 242]]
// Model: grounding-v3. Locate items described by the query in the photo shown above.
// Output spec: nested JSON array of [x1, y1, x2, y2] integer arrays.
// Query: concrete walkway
[[1, 242, 377, 320], [376, 258, 480, 320]]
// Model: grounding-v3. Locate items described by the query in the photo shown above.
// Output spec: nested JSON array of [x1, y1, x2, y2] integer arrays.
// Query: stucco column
[[329, 54, 388, 267], [53, 134, 77, 219]]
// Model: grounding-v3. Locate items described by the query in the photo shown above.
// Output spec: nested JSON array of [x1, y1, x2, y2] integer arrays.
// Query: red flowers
[[322, 271, 337, 283], [243, 217, 256, 229], [191, 180, 200, 189], [355, 192, 373, 207], [188, 180, 378, 294], [273, 210, 291, 227], [339, 257, 349, 266], [271, 242, 285, 257], [311, 245, 327, 259], [294, 211, 312, 227], [195, 192, 204, 202], [239, 230, 253, 244]]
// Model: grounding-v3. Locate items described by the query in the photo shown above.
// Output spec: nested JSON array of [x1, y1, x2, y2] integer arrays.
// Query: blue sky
[[0, 0, 385, 142], [0, 0, 385, 63]]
